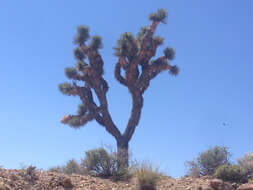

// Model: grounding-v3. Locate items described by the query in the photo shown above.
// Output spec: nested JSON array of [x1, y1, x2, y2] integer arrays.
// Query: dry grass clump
[[134, 162, 161, 190]]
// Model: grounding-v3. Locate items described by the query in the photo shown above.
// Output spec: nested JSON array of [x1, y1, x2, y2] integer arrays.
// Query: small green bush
[[63, 159, 82, 175], [214, 164, 244, 182], [185, 146, 231, 176], [48, 166, 64, 173], [48, 159, 86, 175], [134, 163, 161, 190], [81, 147, 131, 181], [48, 147, 130, 180], [81, 147, 118, 177]]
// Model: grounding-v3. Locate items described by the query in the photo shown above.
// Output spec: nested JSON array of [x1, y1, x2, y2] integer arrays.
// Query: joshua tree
[[59, 9, 179, 168]]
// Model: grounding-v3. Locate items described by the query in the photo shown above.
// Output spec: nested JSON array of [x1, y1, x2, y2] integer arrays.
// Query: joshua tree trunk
[[116, 137, 129, 168]]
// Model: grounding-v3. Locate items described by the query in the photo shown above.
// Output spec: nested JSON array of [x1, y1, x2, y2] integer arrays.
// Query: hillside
[[1, 168, 253, 190]]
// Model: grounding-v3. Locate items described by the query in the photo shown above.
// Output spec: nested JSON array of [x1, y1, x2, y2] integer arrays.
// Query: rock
[[60, 177, 73, 189], [237, 183, 253, 190], [0, 182, 11, 190], [232, 182, 239, 189], [199, 185, 215, 190], [210, 179, 224, 190], [224, 182, 233, 190], [209, 179, 233, 190]]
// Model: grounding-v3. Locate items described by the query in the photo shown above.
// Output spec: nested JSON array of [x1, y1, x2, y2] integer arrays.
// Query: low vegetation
[[48, 147, 132, 181], [186, 146, 253, 184], [214, 164, 244, 183], [81, 147, 118, 177], [134, 162, 161, 190], [185, 146, 231, 177], [49, 159, 85, 175], [238, 152, 253, 179], [48, 147, 163, 189]]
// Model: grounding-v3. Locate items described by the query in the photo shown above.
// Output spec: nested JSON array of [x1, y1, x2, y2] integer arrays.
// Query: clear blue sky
[[0, 0, 252, 177]]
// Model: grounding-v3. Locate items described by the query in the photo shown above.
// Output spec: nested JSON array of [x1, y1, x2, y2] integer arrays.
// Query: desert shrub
[[81, 147, 118, 177], [48, 165, 64, 173], [214, 164, 244, 182], [63, 159, 82, 175], [238, 152, 253, 179], [134, 162, 161, 190], [185, 160, 201, 178], [112, 166, 132, 181], [185, 146, 231, 176], [81, 147, 131, 181], [48, 159, 86, 175]]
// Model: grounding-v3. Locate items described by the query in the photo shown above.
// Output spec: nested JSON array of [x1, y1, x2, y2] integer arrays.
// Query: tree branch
[[79, 43, 122, 139], [75, 84, 107, 129], [114, 61, 127, 86], [94, 87, 122, 139], [137, 56, 171, 94], [123, 92, 143, 142]]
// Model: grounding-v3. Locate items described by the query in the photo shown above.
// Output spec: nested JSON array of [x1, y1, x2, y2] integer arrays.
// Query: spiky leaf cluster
[[115, 32, 138, 59], [169, 65, 179, 76], [68, 117, 82, 128], [73, 47, 85, 60], [64, 67, 78, 79], [163, 47, 175, 60], [74, 25, 90, 44], [149, 9, 168, 23], [59, 82, 73, 95], [137, 26, 149, 43], [89, 35, 103, 50], [78, 104, 87, 115]]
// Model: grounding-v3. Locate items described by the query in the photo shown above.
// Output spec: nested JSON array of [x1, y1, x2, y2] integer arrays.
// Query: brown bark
[[116, 136, 129, 168], [123, 92, 143, 142]]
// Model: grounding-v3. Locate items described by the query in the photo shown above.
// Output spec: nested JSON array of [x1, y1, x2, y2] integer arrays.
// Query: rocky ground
[[0, 167, 253, 190]]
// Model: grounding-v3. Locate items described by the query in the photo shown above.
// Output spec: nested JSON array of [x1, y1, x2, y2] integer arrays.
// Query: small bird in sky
[[222, 122, 229, 126]]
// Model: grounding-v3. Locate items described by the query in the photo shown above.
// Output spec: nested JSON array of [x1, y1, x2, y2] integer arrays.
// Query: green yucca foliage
[[74, 25, 90, 44], [73, 47, 86, 60], [115, 32, 138, 60], [163, 47, 175, 60], [137, 26, 149, 43], [77, 104, 87, 116], [89, 35, 103, 50], [64, 67, 78, 79], [149, 8, 168, 23], [58, 82, 73, 95], [68, 116, 82, 127]]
